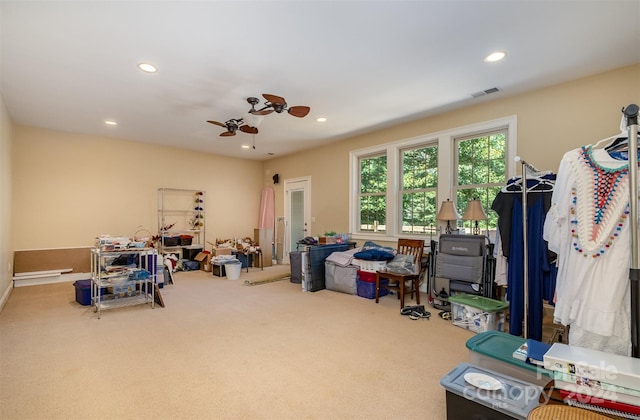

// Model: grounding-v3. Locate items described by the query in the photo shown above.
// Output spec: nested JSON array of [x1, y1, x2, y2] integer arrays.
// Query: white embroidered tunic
[[543, 146, 637, 355]]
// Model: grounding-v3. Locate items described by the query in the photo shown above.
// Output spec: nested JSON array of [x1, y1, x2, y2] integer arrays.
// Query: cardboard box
[[195, 252, 212, 272], [543, 343, 640, 390], [212, 247, 233, 256], [318, 236, 338, 245]]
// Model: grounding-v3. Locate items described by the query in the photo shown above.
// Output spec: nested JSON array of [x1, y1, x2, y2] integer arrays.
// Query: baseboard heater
[[12, 269, 80, 287]]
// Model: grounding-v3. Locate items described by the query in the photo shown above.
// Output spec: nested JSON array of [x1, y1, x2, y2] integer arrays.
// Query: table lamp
[[436, 199, 460, 234], [462, 199, 488, 235]]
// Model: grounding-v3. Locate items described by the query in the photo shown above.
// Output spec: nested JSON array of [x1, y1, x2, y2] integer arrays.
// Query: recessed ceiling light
[[137, 62, 158, 73], [104, 120, 117, 126], [484, 51, 506, 62], [241, 145, 250, 149], [316, 117, 327, 123]]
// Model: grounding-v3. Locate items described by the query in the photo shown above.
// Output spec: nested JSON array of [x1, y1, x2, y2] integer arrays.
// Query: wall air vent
[[471, 87, 501, 98]]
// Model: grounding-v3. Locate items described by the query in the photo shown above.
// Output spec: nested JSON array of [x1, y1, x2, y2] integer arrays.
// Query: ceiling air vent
[[471, 87, 501, 98]]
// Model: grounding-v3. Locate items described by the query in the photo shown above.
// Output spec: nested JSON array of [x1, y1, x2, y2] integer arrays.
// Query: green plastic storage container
[[448, 294, 509, 312], [448, 294, 508, 333], [466, 331, 553, 386]]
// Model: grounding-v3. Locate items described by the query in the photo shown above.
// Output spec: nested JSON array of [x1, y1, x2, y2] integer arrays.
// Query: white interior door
[[284, 177, 311, 264]]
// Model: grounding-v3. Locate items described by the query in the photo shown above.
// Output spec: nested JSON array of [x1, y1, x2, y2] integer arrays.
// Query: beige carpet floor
[[0, 265, 475, 420]]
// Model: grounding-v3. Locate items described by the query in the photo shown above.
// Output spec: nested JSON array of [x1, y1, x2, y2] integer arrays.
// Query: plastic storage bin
[[235, 252, 253, 268], [74, 279, 104, 306], [356, 278, 388, 299], [109, 281, 137, 298], [354, 259, 387, 273], [212, 263, 226, 277], [440, 362, 543, 420], [162, 236, 180, 247], [448, 294, 508, 333], [357, 270, 376, 282], [466, 331, 553, 387]]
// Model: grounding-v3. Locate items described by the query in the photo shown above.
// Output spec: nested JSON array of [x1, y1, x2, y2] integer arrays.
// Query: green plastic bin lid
[[448, 294, 509, 312], [466, 331, 552, 378]]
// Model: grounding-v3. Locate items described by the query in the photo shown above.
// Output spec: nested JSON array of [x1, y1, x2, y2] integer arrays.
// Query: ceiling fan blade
[[207, 120, 226, 128], [220, 131, 236, 137], [288, 106, 310, 118], [263, 93, 286, 105], [240, 125, 259, 134], [251, 108, 274, 116]]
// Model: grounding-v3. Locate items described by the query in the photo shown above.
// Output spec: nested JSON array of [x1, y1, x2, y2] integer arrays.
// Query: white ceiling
[[2, 1, 639, 161]]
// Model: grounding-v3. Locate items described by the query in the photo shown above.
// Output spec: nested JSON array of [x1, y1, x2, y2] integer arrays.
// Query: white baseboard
[[13, 272, 91, 287], [0, 282, 13, 313]]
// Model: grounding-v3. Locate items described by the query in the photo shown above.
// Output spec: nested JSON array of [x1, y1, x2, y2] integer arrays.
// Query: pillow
[[353, 248, 395, 261]]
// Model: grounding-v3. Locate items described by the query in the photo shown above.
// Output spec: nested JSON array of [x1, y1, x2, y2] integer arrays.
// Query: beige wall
[[264, 64, 640, 244], [1, 94, 13, 303], [6, 63, 640, 264], [12, 126, 264, 249]]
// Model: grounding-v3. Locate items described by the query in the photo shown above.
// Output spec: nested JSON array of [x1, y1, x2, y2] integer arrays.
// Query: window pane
[[401, 191, 437, 235], [360, 155, 387, 193], [455, 130, 506, 231], [401, 144, 437, 235], [359, 194, 386, 233], [402, 145, 437, 189]]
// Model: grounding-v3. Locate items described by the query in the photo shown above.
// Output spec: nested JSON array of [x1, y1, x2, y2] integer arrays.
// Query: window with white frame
[[454, 130, 506, 234], [349, 116, 516, 241], [358, 153, 387, 233], [401, 144, 438, 236]]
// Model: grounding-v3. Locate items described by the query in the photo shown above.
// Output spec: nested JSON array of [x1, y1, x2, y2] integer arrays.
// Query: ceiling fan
[[247, 94, 311, 118], [206, 118, 258, 137]]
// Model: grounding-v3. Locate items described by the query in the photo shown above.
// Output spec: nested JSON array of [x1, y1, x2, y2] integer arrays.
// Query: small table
[[236, 249, 263, 272]]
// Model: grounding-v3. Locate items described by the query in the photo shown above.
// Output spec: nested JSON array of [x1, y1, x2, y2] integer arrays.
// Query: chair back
[[397, 238, 425, 271]]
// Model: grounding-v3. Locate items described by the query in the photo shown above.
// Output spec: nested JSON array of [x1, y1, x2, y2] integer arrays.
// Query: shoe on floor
[[408, 309, 430, 320], [400, 305, 425, 316], [438, 311, 451, 320]]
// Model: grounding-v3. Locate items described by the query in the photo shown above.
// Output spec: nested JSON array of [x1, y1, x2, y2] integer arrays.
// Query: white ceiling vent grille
[[471, 87, 501, 98]]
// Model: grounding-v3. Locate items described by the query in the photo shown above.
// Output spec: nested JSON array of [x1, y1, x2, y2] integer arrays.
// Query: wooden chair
[[375, 238, 425, 308]]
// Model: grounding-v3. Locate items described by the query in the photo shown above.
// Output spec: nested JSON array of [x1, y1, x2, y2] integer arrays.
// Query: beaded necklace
[[581, 146, 628, 226], [570, 146, 631, 258]]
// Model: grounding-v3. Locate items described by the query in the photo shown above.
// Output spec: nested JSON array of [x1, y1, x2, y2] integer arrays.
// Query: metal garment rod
[[624, 104, 639, 358], [514, 156, 544, 339]]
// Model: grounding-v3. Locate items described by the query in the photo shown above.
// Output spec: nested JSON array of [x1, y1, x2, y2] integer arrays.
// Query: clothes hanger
[[594, 108, 639, 151], [500, 173, 555, 193], [592, 132, 625, 149], [501, 176, 523, 192]]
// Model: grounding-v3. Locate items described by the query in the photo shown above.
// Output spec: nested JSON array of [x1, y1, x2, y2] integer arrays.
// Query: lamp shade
[[462, 200, 488, 221], [436, 199, 460, 221]]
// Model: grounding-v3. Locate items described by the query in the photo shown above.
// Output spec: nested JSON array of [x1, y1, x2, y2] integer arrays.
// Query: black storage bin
[[182, 246, 203, 261]]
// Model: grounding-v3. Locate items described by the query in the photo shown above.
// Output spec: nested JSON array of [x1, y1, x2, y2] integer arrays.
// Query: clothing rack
[[514, 156, 548, 339], [624, 104, 639, 358]]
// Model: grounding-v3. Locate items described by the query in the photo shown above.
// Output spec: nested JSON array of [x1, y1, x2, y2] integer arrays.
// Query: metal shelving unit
[[157, 188, 206, 258], [91, 247, 156, 319]]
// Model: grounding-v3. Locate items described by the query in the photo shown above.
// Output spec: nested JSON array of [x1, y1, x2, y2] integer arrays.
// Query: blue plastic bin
[[73, 279, 104, 306]]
